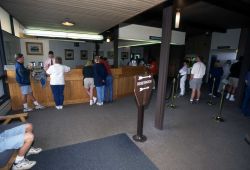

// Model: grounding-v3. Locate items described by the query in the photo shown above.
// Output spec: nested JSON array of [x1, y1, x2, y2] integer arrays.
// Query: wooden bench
[[1, 113, 28, 125], [0, 113, 29, 170]]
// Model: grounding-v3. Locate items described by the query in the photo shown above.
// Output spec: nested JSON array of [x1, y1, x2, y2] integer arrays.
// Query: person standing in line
[[178, 60, 188, 96], [83, 60, 97, 106], [44, 51, 55, 71], [226, 57, 242, 101], [189, 56, 206, 104], [93, 56, 107, 106], [15, 53, 45, 112], [241, 68, 250, 117], [208, 60, 224, 97], [46, 57, 70, 109], [100, 57, 113, 103], [218, 60, 231, 92], [148, 58, 158, 89]]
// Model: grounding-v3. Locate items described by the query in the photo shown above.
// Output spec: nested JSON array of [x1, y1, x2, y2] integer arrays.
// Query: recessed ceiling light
[[62, 18, 74, 26]]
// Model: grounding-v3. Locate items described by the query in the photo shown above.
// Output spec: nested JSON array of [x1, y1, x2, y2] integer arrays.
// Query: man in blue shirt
[[93, 56, 107, 106], [241, 68, 250, 117], [15, 53, 44, 112]]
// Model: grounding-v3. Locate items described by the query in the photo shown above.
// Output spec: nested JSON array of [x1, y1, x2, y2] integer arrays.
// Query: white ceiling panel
[[0, 0, 166, 34]]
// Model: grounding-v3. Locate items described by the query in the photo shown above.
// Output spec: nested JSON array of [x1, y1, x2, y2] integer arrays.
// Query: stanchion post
[[133, 105, 147, 142], [174, 74, 180, 98], [168, 78, 176, 108], [214, 84, 226, 122], [208, 77, 216, 105]]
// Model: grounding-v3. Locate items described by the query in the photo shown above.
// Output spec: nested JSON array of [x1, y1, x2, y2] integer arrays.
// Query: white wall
[[49, 40, 94, 68], [20, 38, 50, 66], [210, 29, 241, 50], [118, 47, 130, 66], [49, 40, 114, 68], [119, 24, 186, 45], [0, 7, 11, 33]]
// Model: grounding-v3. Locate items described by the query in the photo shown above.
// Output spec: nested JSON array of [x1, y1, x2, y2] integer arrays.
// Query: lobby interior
[[0, 0, 250, 170]]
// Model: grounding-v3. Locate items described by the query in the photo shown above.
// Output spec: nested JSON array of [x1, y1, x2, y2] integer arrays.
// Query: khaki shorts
[[228, 77, 239, 87], [189, 78, 202, 90], [84, 78, 95, 89]]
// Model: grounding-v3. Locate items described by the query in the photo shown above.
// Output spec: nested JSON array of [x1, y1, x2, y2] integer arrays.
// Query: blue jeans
[[105, 75, 113, 102], [51, 85, 65, 106], [242, 86, 250, 116], [96, 86, 104, 103]]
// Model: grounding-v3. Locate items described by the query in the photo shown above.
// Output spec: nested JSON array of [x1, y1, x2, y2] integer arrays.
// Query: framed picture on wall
[[121, 52, 128, 59], [80, 50, 88, 60], [26, 42, 43, 55], [65, 49, 74, 60], [107, 51, 114, 59]]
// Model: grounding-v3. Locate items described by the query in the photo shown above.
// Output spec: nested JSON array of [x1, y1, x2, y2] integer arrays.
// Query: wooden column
[[155, 5, 173, 130], [95, 42, 100, 57], [113, 26, 119, 68], [236, 28, 250, 105]]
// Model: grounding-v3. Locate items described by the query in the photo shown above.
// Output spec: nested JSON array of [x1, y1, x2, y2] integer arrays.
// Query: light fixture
[[106, 37, 111, 42], [24, 29, 103, 40], [62, 18, 75, 26], [175, 9, 181, 29]]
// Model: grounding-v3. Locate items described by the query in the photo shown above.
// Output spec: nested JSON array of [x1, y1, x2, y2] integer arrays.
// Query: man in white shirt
[[179, 60, 188, 96], [44, 51, 55, 71], [46, 57, 70, 109], [189, 56, 206, 103]]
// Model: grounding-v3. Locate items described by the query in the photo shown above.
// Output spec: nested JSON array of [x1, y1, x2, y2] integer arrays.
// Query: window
[[0, 22, 10, 105]]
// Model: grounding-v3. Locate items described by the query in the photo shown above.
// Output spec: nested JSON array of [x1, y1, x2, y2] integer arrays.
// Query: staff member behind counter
[[15, 53, 45, 112], [44, 51, 55, 71]]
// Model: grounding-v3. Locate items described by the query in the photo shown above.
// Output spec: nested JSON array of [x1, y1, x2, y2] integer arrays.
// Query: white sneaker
[[12, 159, 36, 170], [26, 147, 42, 156], [93, 97, 97, 104], [226, 93, 230, 99], [229, 96, 235, 101], [35, 104, 45, 110], [208, 93, 212, 96], [90, 100, 94, 106], [23, 107, 33, 112], [96, 102, 103, 106], [55, 106, 60, 110], [60, 106, 63, 109]]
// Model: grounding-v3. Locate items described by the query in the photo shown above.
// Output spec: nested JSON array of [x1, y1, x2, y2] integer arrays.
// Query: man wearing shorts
[[226, 57, 242, 101], [0, 122, 42, 169], [189, 56, 206, 103], [15, 54, 44, 112]]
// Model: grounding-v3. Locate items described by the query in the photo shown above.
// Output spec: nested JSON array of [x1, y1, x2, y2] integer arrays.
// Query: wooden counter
[[7, 66, 146, 110]]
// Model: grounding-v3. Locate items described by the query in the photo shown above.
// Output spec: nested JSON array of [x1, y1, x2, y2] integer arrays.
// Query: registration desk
[[7, 66, 146, 110]]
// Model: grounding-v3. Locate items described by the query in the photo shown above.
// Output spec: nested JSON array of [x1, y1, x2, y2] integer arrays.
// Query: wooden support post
[[113, 26, 119, 68], [155, 5, 173, 130], [236, 28, 250, 106]]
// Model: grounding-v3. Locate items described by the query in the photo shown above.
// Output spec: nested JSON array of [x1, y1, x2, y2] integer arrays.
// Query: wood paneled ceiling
[[0, 0, 166, 34]]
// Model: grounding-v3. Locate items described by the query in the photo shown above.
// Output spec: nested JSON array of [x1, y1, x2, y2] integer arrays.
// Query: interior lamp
[[62, 18, 75, 26], [24, 29, 104, 41], [175, 9, 181, 29], [106, 37, 111, 42]]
